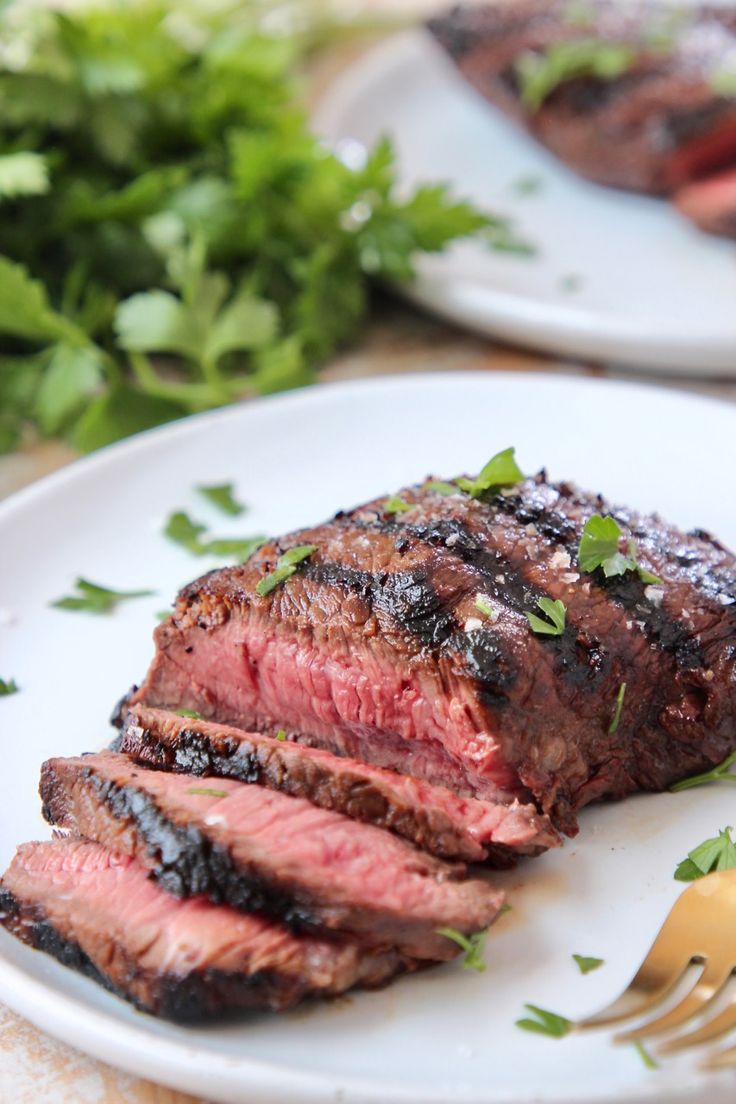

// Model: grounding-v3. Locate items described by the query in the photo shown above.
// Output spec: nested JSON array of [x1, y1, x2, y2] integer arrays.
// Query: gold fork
[[576, 868, 736, 1068]]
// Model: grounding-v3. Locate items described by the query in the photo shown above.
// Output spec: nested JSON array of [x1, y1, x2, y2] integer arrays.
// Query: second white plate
[[315, 30, 736, 374]]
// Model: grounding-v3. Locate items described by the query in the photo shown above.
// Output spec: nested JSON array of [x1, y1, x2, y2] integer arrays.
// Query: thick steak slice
[[119, 705, 559, 864], [428, 2, 736, 196], [40, 752, 503, 960], [0, 839, 415, 1020], [674, 167, 736, 237], [126, 473, 736, 834]]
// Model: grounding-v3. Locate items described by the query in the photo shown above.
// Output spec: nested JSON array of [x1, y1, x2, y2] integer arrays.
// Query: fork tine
[[700, 1042, 736, 1070], [576, 944, 692, 1029], [658, 987, 736, 1054], [615, 959, 733, 1042]]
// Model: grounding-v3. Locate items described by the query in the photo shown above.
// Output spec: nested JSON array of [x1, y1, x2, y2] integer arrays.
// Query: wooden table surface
[[3, 4, 736, 1101]]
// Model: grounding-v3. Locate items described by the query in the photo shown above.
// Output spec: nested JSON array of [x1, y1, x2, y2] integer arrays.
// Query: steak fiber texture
[[0, 839, 415, 1020], [119, 705, 559, 864], [127, 472, 736, 835], [40, 752, 504, 960]]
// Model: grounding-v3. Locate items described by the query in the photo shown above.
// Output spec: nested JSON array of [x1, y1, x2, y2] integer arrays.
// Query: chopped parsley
[[475, 595, 495, 618], [455, 447, 524, 499], [187, 786, 228, 798], [197, 482, 245, 517], [384, 495, 412, 515], [516, 1005, 572, 1038], [155, 609, 171, 621], [425, 480, 459, 496], [256, 544, 317, 598], [0, 677, 19, 696], [526, 597, 566, 636], [670, 749, 736, 792], [633, 1040, 658, 1070], [560, 274, 583, 293], [275, 729, 287, 742], [513, 174, 544, 197], [577, 515, 662, 583], [51, 578, 154, 614], [608, 682, 627, 735], [164, 510, 264, 561], [572, 954, 604, 975], [516, 40, 636, 112], [175, 709, 202, 720], [674, 827, 736, 882], [437, 927, 488, 972]]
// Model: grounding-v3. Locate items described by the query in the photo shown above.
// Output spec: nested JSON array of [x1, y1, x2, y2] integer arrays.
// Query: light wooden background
[[2, 2, 736, 1101]]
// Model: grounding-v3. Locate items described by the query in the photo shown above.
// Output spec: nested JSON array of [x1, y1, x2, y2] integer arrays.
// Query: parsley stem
[[129, 352, 219, 410], [671, 750, 736, 791]]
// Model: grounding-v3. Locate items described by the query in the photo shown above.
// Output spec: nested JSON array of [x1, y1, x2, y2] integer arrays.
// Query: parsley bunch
[[0, 0, 515, 454]]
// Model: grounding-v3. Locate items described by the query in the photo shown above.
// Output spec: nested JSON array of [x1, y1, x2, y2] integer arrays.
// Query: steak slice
[[428, 2, 736, 197], [40, 752, 503, 960], [126, 472, 736, 834], [118, 705, 559, 864], [674, 167, 736, 238], [0, 839, 415, 1020]]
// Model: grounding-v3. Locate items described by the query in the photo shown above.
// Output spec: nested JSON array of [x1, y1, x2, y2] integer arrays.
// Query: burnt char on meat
[[428, 2, 736, 204], [0, 839, 415, 1020], [126, 473, 736, 836], [40, 752, 504, 960], [119, 705, 559, 864]]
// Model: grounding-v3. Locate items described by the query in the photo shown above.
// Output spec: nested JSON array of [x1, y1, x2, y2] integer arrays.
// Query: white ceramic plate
[[2, 372, 736, 1104], [314, 31, 736, 374]]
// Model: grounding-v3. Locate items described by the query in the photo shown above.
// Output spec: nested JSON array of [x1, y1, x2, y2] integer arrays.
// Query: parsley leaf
[[384, 495, 412, 515], [475, 595, 495, 618], [516, 1005, 572, 1038], [572, 954, 604, 975], [0, 152, 49, 201], [51, 578, 154, 614], [164, 510, 264, 561], [437, 927, 488, 972], [425, 480, 458, 496], [175, 709, 202, 720], [670, 749, 736, 792], [197, 482, 245, 516], [0, 678, 19, 696], [256, 544, 317, 597], [187, 786, 228, 798], [275, 729, 287, 741], [674, 827, 736, 881], [517, 40, 635, 112], [609, 682, 627, 735], [526, 597, 566, 636], [455, 447, 524, 499], [578, 515, 662, 584]]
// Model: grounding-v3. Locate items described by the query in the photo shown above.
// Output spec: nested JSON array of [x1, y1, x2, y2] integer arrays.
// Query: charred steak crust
[[40, 753, 504, 960], [427, 1, 736, 199], [127, 473, 736, 834], [119, 706, 559, 864], [0, 841, 415, 1020]]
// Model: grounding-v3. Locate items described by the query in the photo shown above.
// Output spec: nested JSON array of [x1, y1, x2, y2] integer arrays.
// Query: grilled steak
[[40, 752, 503, 960], [0, 839, 415, 1020], [127, 472, 736, 835], [428, 1, 736, 235], [674, 166, 736, 237], [119, 705, 559, 864]]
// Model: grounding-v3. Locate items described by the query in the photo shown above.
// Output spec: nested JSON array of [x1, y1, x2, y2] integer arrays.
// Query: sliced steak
[[674, 166, 736, 237], [119, 705, 559, 864], [428, 2, 736, 197], [0, 839, 415, 1020], [126, 472, 736, 834], [40, 752, 503, 960]]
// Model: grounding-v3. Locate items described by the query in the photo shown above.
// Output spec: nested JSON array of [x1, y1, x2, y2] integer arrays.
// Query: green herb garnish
[[608, 682, 627, 735], [164, 510, 264, 561], [187, 786, 228, 798], [513, 175, 544, 197], [275, 729, 287, 741], [426, 480, 460, 496], [0, 678, 19, 696], [516, 40, 635, 112], [572, 954, 604, 975], [560, 274, 583, 293], [51, 578, 154, 614], [384, 495, 412, 515], [633, 1040, 658, 1070], [175, 709, 202, 720], [498, 903, 513, 915], [475, 596, 495, 618], [711, 67, 736, 98], [197, 482, 245, 517], [526, 597, 566, 636], [256, 544, 317, 598], [578, 515, 662, 583], [156, 609, 171, 621], [671, 749, 736, 792], [516, 1005, 572, 1038], [455, 447, 524, 499], [437, 927, 487, 972], [674, 827, 736, 882]]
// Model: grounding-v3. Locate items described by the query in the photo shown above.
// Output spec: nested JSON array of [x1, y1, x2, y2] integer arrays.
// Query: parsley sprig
[[578, 516, 662, 584], [572, 954, 604, 975], [51, 578, 154, 614], [437, 927, 488, 972], [670, 750, 736, 792], [164, 511, 264, 561], [674, 827, 736, 881], [0, 678, 19, 696], [384, 495, 412, 515], [455, 447, 524, 499], [197, 482, 245, 517], [516, 1005, 572, 1038], [608, 682, 627, 735], [256, 544, 317, 598], [526, 597, 566, 636], [516, 39, 635, 112]]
